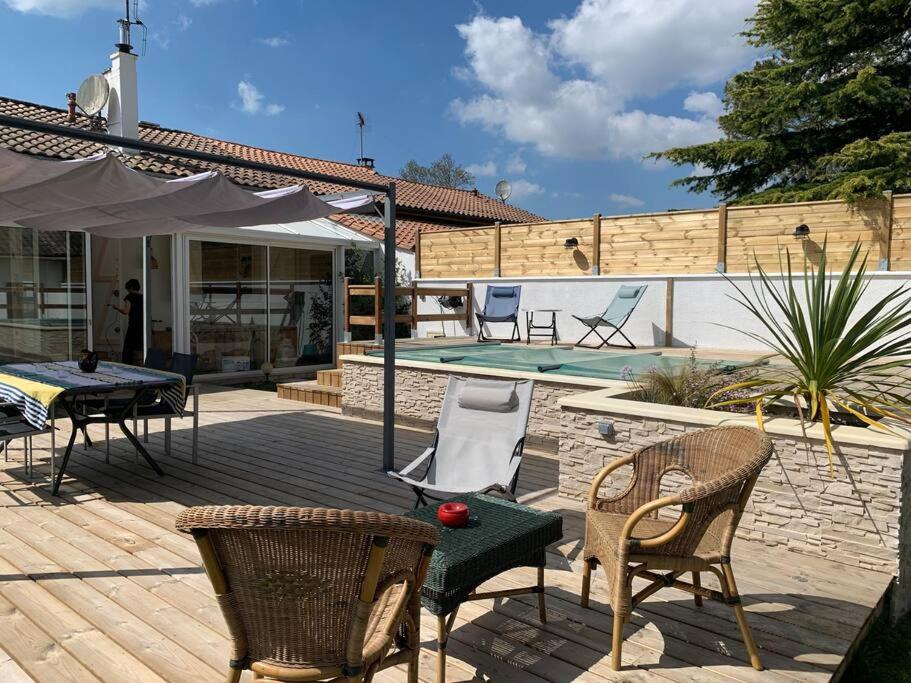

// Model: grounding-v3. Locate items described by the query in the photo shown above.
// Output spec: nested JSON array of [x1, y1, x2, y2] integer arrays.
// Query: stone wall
[[559, 403, 910, 575], [341, 359, 602, 452]]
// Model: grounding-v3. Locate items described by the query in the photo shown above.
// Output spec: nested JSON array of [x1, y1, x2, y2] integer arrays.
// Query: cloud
[[505, 154, 526, 175], [4, 0, 112, 17], [190, 0, 219, 5], [451, 0, 757, 162], [466, 160, 497, 177], [683, 91, 723, 118], [510, 179, 544, 199], [609, 192, 645, 208], [175, 14, 192, 31], [259, 36, 290, 47], [235, 81, 285, 116]]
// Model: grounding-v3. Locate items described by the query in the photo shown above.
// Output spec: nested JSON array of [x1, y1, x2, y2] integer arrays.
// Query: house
[[0, 39, 541, 379]]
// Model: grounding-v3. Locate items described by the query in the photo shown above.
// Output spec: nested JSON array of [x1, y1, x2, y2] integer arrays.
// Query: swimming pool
[[366, 343, 753, 381]]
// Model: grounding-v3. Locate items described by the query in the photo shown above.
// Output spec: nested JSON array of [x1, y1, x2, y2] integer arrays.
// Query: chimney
[[104, 10, 139, 151], [66, 93, 77, 122]]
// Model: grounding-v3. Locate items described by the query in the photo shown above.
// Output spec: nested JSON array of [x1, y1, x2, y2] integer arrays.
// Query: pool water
[[367, 343, 753, 381]]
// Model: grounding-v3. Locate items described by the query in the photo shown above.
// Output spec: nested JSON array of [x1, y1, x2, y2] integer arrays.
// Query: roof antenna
[[356, 112, 374, 168], [116, 0, 146, 55]]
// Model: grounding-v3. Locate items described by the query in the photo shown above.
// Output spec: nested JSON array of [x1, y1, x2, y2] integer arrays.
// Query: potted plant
[[710, 239, 911, 471]]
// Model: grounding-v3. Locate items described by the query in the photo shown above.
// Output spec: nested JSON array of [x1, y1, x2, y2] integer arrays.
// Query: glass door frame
[[175, 231, 342, 381]]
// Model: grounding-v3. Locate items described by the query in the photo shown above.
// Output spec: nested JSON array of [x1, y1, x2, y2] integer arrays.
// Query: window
[[0, 228, 87, 362], [269, 247, 334, 367], [188, 240, 334, 374], [189, 241, 267, 374]]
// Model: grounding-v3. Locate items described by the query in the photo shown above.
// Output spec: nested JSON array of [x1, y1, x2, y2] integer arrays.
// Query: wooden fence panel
[[420, 228, 495, 278], [500, 219, 594, 276], [599, 209, 718, 274], [889, 195, 911, 270], [415, 193, 911, 278], [726, 199, 889, 272]]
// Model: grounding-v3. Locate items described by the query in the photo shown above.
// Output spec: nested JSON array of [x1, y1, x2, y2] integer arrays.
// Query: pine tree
[[653, 0, 911, 204]]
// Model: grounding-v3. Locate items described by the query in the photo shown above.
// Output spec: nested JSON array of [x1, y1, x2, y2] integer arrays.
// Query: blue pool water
[[367, 343, 752, 381]]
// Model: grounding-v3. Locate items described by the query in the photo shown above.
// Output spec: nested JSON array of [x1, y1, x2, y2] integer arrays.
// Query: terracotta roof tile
[[0, 96, 546, 226], [330, 214, 452, 250]]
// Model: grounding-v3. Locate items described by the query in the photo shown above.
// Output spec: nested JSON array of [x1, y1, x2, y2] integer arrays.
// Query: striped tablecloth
[[0, 361, 186, 428]]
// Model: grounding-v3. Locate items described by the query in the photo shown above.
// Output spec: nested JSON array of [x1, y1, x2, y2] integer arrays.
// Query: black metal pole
[[382, 183, 396, 472]]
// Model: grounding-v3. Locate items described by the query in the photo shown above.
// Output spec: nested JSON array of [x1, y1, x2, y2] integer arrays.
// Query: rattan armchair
[[176, 505, 439, 683], [580, 425, 773, 671]]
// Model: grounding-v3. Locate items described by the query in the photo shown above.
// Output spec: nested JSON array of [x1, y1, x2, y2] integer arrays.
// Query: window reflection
[[0, 228, 87, 362]]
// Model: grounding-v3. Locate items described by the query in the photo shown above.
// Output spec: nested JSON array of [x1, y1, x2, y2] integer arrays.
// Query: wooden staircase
[[276, 342, 376, 408]]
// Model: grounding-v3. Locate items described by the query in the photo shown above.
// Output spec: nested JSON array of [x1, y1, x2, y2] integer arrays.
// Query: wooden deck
[[0, 386, 891, 682]]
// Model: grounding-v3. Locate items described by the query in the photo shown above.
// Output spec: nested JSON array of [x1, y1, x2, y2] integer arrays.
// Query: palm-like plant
[[709, 239, 911, 472]]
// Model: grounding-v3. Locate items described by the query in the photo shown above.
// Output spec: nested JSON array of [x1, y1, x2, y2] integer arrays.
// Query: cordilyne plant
[[709, 239, 911, 472]]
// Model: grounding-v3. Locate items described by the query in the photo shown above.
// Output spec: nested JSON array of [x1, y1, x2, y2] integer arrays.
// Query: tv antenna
[[116, 0, 147, 55], [75, 74, 110, 130], [356, 112, 374, 168], [495, 180, 512, 202]]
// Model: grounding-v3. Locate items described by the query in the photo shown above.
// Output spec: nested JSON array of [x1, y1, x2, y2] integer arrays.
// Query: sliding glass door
[[0, 228, 87, 362], [187, 239, 334, 375]]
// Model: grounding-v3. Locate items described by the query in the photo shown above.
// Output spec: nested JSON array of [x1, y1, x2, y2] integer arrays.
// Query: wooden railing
[[343, 277, 472, 337]]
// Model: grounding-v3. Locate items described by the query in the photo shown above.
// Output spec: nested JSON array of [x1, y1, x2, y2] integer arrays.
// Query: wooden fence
[[417, 192, 911, 278], [343, 277, 472, 337]]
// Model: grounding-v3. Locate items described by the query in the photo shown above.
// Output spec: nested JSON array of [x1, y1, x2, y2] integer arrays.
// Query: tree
[[653, 0, 911, 205], [399, 153, 475, 189]]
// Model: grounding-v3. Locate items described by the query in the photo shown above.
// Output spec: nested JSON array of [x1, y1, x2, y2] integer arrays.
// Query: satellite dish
[[495, 180, 512, 202], [75, 75, 110, 116]]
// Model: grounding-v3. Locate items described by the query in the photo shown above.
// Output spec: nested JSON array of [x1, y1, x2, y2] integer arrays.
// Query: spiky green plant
[[709, 239, 911, 472]]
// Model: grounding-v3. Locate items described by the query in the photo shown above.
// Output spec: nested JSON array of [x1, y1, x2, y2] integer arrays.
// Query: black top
[[124, 292, 143, 343]]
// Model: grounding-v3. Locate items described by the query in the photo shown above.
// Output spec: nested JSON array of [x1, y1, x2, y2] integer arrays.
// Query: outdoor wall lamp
[[564, 237, 580, 249], [793, 223, 811, 240]]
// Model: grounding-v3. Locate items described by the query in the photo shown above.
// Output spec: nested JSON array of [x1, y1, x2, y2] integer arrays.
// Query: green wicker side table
[[406, 493, 563, 683]]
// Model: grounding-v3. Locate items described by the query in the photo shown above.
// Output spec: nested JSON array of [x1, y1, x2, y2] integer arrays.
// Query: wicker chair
[[580, 425, 773, 672], [175, 506, 439, 682]]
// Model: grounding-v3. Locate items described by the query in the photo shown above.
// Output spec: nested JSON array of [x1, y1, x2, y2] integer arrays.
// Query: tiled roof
[[0, 96, 545, 227], [330, 214, 452, 250]]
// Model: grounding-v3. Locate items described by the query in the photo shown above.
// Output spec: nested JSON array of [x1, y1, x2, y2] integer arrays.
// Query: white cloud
[[684, 91, 724, 118], [451, 0, 757, 162], [505, 154, 526, 175], [466, 160, 497, 177], [259, 36, 289, 47], [4, 0, 111, 17], [510, 179, 544, 199], [175, 14, 192, 31], [609, 192, 644, 208], [235, 80, 284, 116], [190, 0, 219, 5]]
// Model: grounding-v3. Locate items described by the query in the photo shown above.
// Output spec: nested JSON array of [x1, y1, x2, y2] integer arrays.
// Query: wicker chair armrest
[[588, 454, 636, 510], [621, 494, 691, 550]]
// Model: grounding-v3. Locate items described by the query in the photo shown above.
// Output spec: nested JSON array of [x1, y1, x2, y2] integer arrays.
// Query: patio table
[[406, 493, 563, 683], [0, 361, 185, 495]]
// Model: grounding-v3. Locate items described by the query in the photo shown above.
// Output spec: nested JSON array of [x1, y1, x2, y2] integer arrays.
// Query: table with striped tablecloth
[[0, 360, 186, 494]]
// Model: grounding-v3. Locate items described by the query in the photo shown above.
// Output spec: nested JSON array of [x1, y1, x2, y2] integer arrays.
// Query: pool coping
[[339, 353, 627, 389]]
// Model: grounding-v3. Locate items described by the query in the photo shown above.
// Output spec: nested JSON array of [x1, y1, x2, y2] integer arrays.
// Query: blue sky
[[0, 0, 759, 219]]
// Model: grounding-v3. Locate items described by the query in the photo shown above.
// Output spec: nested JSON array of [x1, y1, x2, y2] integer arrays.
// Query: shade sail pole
[[382, 183, 397, 472]]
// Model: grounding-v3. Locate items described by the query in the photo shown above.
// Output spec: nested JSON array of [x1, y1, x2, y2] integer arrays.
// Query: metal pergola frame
[[0, 113, 400, 472]]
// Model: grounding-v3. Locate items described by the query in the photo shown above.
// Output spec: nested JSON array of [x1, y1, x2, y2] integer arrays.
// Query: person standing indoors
[[110, 278, 143, 365]]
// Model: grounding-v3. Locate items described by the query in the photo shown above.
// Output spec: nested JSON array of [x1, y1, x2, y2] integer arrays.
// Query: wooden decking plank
[[0, 646, 36, 683], [0, 592, 103, 683], [0, 525, 223, 682]]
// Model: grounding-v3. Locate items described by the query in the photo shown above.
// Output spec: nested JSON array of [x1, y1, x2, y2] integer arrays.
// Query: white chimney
[[105, 48, 138, 143]]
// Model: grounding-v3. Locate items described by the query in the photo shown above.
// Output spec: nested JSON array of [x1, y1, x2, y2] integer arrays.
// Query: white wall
[[415, 272, 911, 351]]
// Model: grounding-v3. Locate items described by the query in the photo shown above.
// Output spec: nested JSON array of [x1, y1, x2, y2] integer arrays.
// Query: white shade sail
[[0, 146, 375, 237]]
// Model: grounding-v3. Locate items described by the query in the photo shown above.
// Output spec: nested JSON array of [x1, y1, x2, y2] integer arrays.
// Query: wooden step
[[276, 381, 341, 408], [316, 369, 342, 388], [335, 342, 378, 359]]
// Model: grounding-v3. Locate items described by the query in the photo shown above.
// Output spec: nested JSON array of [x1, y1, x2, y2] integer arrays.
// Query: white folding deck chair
[[389, 376, 534, 507]]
